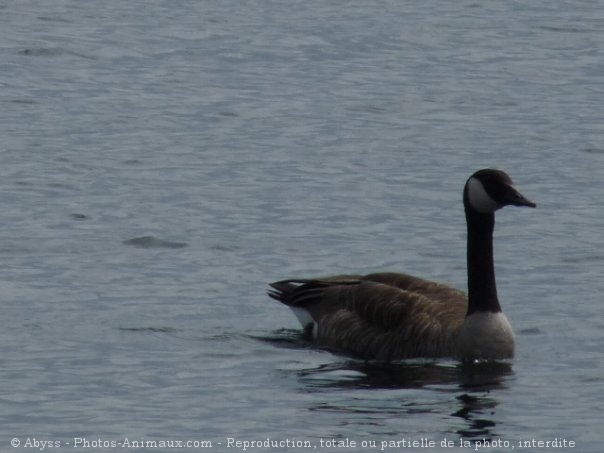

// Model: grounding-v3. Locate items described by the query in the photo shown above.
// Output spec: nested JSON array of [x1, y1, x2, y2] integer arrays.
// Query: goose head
[[464, 169, 536, 214]]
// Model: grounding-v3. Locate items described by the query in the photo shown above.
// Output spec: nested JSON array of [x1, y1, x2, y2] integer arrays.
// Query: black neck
[[464, 203, 502, 315]]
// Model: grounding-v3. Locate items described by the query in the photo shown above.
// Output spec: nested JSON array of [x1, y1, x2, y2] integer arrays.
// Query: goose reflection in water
[[295, 359, 512, 442]]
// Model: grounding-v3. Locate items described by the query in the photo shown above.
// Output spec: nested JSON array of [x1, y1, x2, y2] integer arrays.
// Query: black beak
[[505, 185, 536, 208]]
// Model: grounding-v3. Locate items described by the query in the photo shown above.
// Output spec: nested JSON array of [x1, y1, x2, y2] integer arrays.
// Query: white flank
[[457, 311, 515, 360], [290, 307, 318, 338], [466, 177, 502, 213]]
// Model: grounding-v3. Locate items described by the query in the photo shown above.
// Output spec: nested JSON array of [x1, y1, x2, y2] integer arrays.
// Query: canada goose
[[268, 169, 536, 361]]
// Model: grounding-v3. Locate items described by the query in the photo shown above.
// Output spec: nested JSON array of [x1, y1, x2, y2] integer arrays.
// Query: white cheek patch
[[466, 177, 501, 213]]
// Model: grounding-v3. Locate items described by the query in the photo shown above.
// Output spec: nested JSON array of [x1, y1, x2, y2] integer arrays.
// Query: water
[[1, 0, 603, 451]]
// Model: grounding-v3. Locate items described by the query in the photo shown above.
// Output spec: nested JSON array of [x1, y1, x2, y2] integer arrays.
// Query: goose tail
[[268, 280, 320, 335], [267, 280, 300, 305]]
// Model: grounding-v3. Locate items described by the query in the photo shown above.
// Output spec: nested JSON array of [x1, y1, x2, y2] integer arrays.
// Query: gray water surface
[[1, 1, 603, 452]]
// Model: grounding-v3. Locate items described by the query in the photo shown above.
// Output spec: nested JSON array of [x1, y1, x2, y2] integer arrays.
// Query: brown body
[[269, 272, 468, 360]]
